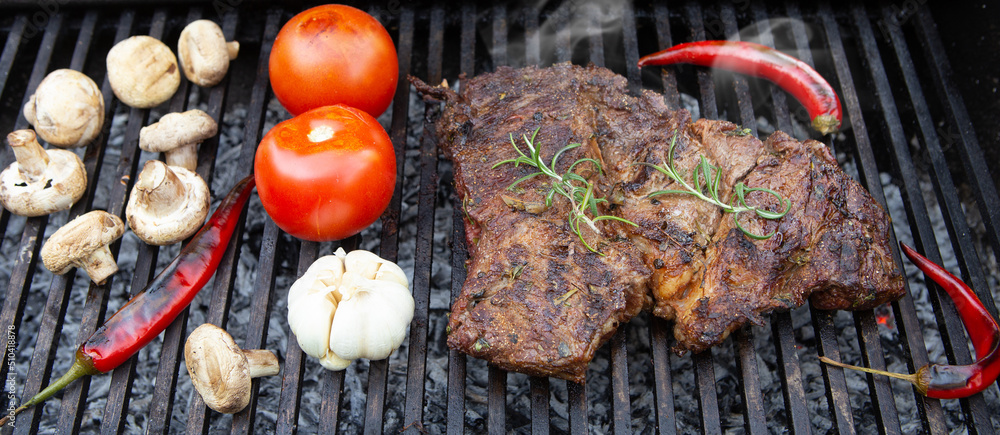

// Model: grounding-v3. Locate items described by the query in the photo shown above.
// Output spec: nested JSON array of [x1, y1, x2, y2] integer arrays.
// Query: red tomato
[[254, 105, 396, 241], [269, 4, 398, 118]]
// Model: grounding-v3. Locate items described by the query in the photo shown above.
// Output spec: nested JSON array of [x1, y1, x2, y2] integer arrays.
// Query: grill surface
[[0, 1, 998, 433]]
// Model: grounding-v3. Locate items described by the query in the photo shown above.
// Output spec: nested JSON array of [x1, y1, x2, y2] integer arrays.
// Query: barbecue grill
[[0, 0, 997, 433]]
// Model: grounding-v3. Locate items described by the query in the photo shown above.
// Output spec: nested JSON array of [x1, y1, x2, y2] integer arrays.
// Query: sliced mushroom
[[126, 159, 210, 245], [184, 323, 279, 414], [41, 210, 125, 284], [107, 35, 180, 108], [139, 110, 218, 171], [23, 69, 105, 149], [0, 130, 87, 217], [178, 20, 239, 87]]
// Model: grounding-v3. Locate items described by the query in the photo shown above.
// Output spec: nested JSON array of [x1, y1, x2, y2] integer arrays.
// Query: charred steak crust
[[412, 63, 904, 380]]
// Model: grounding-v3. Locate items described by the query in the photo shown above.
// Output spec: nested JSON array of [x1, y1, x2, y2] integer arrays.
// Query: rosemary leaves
[[493, 128, 635, 254], [641, 131, 791, 239]]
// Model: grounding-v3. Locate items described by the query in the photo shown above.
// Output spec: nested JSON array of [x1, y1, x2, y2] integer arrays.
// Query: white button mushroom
[[287, 248, 414, 371], [139, 110, 218, 171], [126, 159, 210, 246], [0, 130, 87, 217], [40, 210, 125, 285], [107, 35, 180, 108], [178, 20, 239, 87], [184, 323, 279, 414], [23, 69, 105, 149]]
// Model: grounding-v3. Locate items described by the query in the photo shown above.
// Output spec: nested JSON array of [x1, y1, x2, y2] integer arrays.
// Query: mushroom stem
[[7, 130, 50, 180], [244, 349, 280, 378], [226, 41, 240, 60], [134, 160, 187, 216], [165, 144, 198, 171], [85, 245, 119, 285]]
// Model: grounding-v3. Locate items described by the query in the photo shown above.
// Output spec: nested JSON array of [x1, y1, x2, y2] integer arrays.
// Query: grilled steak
[[415, 64, 653, 382], [617, 119, 905, 353], [413, 63, 904, 381]]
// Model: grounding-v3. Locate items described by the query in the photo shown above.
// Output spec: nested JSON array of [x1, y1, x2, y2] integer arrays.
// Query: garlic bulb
[[286, 248, 413, 371]]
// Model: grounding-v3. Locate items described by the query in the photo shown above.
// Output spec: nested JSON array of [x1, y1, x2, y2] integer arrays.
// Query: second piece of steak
[[612, 119, 905, 353], [413, 63, 905, 381]]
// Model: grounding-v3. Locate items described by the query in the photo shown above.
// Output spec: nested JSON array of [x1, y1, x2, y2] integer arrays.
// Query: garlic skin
[[286, 248, 413, 371]]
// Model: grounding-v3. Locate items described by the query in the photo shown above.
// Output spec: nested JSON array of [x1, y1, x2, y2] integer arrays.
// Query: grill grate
[[0, 1, 998, 433]]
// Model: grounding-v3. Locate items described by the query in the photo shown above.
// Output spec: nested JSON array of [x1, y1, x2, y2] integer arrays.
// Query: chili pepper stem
[[0, 357, 99, 426], [812, 115, 840, 136], [818, 356, 929, 396]]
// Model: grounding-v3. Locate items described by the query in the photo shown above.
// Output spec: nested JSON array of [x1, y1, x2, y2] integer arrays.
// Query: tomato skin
[[255, 105, 396, 241], [269, 4, 398, 117]]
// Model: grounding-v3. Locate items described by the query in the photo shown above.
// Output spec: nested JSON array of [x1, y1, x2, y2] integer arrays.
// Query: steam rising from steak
[[412, 63, 904, 382]]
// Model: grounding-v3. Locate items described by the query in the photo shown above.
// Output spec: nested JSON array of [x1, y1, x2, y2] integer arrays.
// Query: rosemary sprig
[[493, 128, 636, 254], [641, 131, 791, 240]]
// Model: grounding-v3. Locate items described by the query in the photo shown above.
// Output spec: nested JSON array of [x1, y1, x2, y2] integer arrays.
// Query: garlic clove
[[374, 261, 408, 288], [319, 351, 352, 371], [343, 249, 383, 279], [287, 255, 344, 306], [316, 266, 345, 289], [287, 291, 337, 359], [328, 280, 413, 361], [341, 248, 409, 288]]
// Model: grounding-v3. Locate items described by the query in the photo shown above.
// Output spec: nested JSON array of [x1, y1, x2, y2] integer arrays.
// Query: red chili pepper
[[638, 40, 843, 135], [820, 243, 1000, 399], [0, 174, 255, 424]]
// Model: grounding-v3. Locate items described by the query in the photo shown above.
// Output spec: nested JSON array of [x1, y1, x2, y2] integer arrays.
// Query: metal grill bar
[[16, 10, 110, 435], [714, 5, 769, 434], [146, 8, 241, 433], [611, 3, 636, 434], [648, 8, 679, 432], [0, 12, 62, 403], [0, 1, 997, 433], [403, 3, 445, 432], [769, 4, 858, 433], [847, 4, 947, 434], [0, 16, 26, 253], [60, 9, 162, 433], [445, 4, 476, 435], [747, 4, 812, 433], [110, 7, 196, 433], [101, 8, 173, 432], [365, 4, 415, 433], [818, 3, 905, 432], [488, 367, 506, 433], [679, 4, 724, 433]]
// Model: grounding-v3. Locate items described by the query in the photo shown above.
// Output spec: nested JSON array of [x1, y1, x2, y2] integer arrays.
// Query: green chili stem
[[0, 354, 98, 426]]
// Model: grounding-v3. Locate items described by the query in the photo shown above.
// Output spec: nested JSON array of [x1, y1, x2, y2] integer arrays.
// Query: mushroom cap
[[0, 132, 87, 217], [178, 20, 236, 87], [184, 323, 251, 414], [23, 69, 105, 148], [139, 110, 218, 153], [107, 35, 180, 108], [126, 160, 210, 245], [40, 210, 124, 275]]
